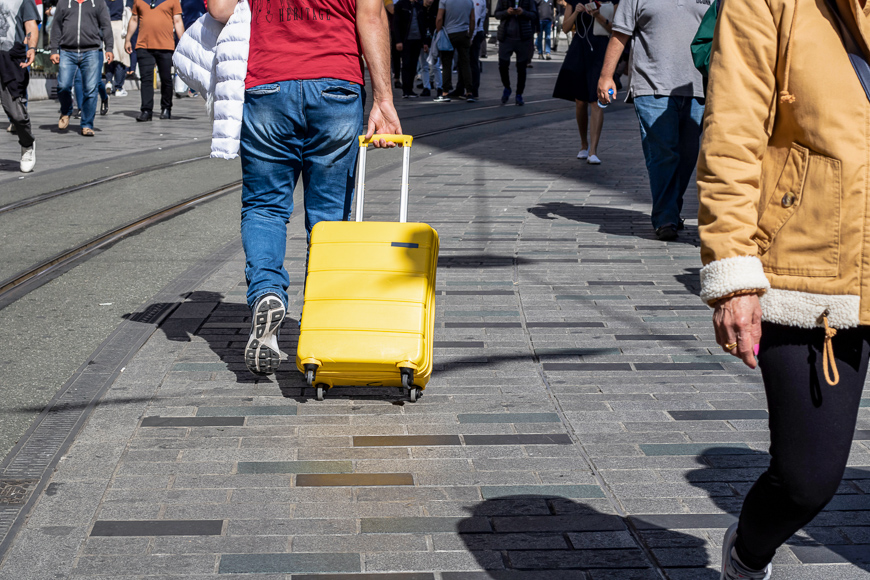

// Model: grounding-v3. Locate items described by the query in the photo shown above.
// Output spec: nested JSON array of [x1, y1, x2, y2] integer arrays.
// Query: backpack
[[690, 0, 718, 93]]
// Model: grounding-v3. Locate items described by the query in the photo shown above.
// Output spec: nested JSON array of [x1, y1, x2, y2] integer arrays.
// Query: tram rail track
[[0, 104, 570, 307]]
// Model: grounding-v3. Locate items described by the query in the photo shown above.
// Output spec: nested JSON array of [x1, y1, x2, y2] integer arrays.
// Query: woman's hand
[[713, 293, 762, 369]]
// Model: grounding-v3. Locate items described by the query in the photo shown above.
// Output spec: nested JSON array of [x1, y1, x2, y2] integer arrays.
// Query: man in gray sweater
[[50, 0, 114, 136]]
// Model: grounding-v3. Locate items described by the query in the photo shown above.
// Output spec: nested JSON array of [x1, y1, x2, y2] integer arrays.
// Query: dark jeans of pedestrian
[[456, 31, 484, 97], [498, 38, 532, 95], [401, 40, 423, 96], [440, 31, 472, 94], [0, 82, 33, 148], [735, 322, 869, 570], [136, 48, 173, 112], [107, 60, 127, 89], [632, 95, 704, 230]]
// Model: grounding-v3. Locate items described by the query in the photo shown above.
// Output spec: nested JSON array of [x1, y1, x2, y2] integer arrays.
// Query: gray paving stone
[[219, 552, 361, 574]]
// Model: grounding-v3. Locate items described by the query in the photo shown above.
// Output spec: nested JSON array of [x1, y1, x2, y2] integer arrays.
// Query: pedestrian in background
[[393, 0, 430, 98], [553, 0, 612, 164], [50, 0, 114, 136], [494, 0, 536, 106], [698, 0, 870, 577], [535, 0, 554, 59], [106, 0, 130, 95], [453, 0, 485, 99], [0, 0, 39, 172], [125, 0, 183, 121], [598, 0, 706, 241], [433, 0, 474, 102], [418, 0, 440, 96]]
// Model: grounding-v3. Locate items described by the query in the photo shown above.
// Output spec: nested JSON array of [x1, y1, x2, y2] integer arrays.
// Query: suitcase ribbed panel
[[296, 221, 439, 389]]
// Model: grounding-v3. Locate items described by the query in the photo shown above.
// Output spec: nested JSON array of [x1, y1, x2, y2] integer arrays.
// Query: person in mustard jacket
[[697, 0, 869, 577]]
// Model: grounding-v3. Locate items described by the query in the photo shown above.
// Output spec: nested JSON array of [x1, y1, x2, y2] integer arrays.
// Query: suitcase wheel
[[409, 387, 422, 403], [315, 385, 326, 401], [401, 370, 422, 403], [304, 364, 318, 387]]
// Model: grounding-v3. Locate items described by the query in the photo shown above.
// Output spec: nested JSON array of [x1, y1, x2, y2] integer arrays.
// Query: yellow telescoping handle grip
[[359, 134, 413, 147]]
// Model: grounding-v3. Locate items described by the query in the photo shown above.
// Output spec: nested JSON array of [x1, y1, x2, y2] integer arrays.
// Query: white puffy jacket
[[173, 0, 250, 159]]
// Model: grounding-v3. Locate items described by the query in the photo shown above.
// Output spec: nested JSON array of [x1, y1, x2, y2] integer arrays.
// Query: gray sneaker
[[721, 523, 772, 580], [245, 293, 285, 376]]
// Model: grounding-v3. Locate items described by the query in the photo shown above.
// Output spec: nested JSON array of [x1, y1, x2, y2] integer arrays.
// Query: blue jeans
[[73, 57, 108, 109], [58, 49, 102, 129], [240, 78, 365, 310], [536, 20, 552, 55], [632, 95, 705, 230]]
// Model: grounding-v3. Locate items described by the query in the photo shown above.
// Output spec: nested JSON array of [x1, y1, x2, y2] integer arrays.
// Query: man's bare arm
[[435, 7, 444, 31], [597, 30, 628, 103], [208, 0, 236, 23], [173, 13, 185, 39], [21, 20, 38, 67], [125, 14, 138, 52], [357, 0, 402, 147]]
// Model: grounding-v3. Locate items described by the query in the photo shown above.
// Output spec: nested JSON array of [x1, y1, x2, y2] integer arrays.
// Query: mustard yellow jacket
[[697, 0, 869, 329]]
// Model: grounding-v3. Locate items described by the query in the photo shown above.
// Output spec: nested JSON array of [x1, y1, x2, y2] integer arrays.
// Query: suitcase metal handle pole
[[356, 134, 415, 223]]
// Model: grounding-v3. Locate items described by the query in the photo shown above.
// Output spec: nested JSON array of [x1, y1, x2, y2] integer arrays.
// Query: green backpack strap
[[691, 0, 718, 94]]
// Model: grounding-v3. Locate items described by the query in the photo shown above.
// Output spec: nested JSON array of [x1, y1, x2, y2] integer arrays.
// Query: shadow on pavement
[[686, 447, 870, 572], [526, 202, 700, 248], [459, 494, 713, 578]]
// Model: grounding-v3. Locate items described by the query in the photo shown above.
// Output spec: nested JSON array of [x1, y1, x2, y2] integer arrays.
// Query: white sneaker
[[577, 149, 589, 159], [106, 81, 113, 94], [587, 154, 601, 165], [114, 88, 128, 97], [721, 523, 772, 580], [19, 143, 35, 173], [245, 293, 285, 376]]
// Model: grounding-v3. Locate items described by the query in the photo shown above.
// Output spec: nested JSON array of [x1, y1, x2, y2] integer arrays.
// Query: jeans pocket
[[320, 85, 360, 101], [246, 83, 281, 95]]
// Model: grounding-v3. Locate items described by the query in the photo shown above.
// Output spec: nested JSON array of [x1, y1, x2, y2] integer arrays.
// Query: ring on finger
[[723, 342, 738, 352]]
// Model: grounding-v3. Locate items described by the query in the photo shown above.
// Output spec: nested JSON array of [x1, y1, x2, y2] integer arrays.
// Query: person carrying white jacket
[[205, 0, 402, 376]]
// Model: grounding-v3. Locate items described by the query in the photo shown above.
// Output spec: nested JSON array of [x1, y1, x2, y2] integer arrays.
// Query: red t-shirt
[[246, 0, 364, 89]]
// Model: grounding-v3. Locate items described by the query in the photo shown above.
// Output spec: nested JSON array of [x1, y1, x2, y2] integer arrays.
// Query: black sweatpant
[[401, 40, 423, 96], [736, 321, 869, 570], [136, 48, 173, 112]]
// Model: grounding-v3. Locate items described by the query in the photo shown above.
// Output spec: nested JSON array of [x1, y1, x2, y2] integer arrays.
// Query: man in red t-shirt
[[209, 0, 402, 376]]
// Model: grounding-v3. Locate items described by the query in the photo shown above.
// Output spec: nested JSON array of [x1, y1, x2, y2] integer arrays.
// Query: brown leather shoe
[[81, 127, 95, 137], [58, 115, 70, 130]]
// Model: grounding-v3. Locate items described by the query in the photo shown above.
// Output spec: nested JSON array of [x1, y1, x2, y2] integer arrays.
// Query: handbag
[[435, 30, 454, 52], [824, 0, 870, 102]]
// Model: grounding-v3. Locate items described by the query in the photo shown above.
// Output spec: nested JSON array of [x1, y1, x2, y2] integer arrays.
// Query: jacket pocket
[[753, 143, 842, 277], [246, 83, 280, 95]]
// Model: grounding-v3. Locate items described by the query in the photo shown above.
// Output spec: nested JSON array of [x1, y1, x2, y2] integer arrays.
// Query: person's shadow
[[458, 494, 715, 578], [686, 447, 870, 571], [527, 202, 700, 247]]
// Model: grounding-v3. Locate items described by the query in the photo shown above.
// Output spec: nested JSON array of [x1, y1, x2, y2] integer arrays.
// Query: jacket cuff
[[699, 255, 770, 305]]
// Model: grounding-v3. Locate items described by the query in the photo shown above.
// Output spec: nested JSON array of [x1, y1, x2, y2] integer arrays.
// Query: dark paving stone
[[140, 417, 245, 427], [91, 520, 223, 536], [444, 322, 523, 328], [463, 434, 573, 446], [508, 548, 651, 569], [614, 335, 697, 341], [434, 341, 486, 348], [219, 553, 360, 574], [543, 363, 633, 372], [492, 514, 624, 533], [296, 473, 414, 486], [581, 259, 643, 264], [640, 444, 753, 456], [577, 245, 636, 250], [668, 410, 769, 421], [293, 575, 435, 580], [790, 545, 870, 564], [361, 517, 492, 533], [457, 413, 561, 424], [587, 281, 654, 285], [354, 435, 462, 447], [196, 406, 297, 417], [854, 431, 870, 440], [482, 485, 604, 499], [631, 513, 737, 530], [443, 573, 580, 580], [634, 306, 709, 311], [634, 363, 724, 371], [443, 291, 514, 296], [237, 461, 352, 474], [527, 322, 606, 328]]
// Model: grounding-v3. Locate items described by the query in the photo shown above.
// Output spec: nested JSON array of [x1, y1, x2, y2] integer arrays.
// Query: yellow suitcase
[[295, 135, 439, 402]]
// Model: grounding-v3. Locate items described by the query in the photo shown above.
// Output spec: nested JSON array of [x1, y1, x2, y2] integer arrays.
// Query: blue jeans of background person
[[58, 49, 102, 129], [418, 51, 442, 90], [73, 55, 108, 110], [632, 95, 705, 230], [536, 20, 552, 55], [240, 78, 365, 310], [107, 61, 127, 90]]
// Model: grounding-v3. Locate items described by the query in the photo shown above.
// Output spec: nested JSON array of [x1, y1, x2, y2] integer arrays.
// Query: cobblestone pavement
[[2, 69, 870, 579]]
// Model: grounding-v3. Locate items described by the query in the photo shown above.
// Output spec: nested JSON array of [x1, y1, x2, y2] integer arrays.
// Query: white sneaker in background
[[19, 143, 35, 173], [577, 149, 589, 160], [114, 88, 128, 97], [587, 154, 601, 165]]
